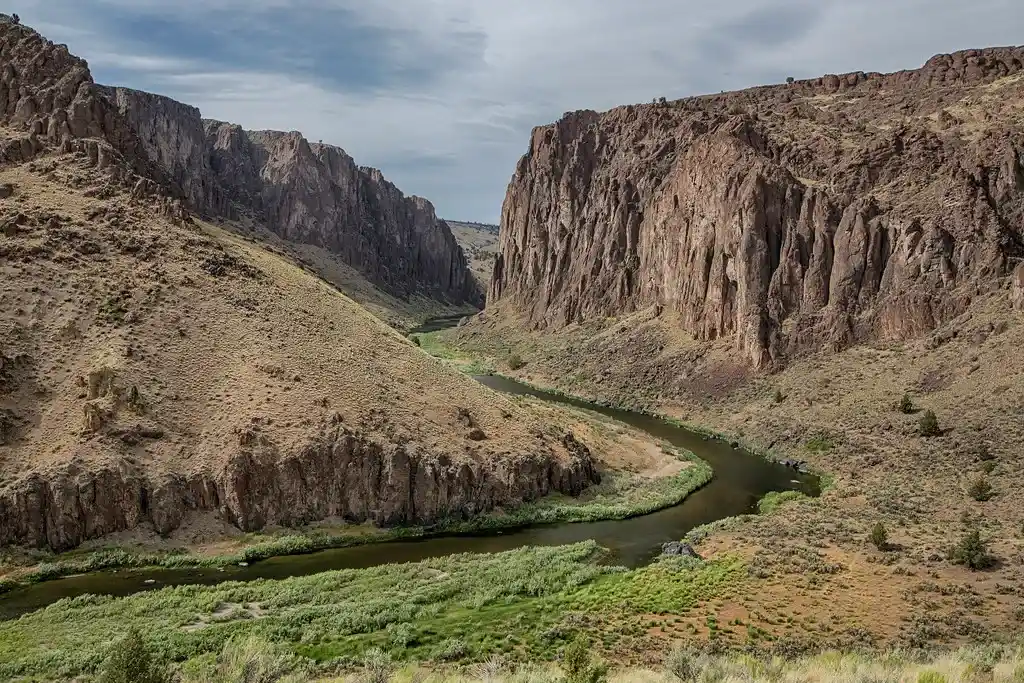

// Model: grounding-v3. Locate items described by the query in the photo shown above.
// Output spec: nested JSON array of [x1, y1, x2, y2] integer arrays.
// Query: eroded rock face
[[0, 16, 169, 181], [0, 16, 480, 306], [491, 47, 1024, 367], [0, 421, 598, 550], [101, 86, 228, 217], [202, 124, 479, 302]]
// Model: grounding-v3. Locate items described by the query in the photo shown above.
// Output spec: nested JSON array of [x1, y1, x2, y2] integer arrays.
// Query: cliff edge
[[490, 48, 1024, 367]]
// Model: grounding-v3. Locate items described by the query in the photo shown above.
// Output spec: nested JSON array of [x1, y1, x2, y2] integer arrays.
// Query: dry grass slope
[[0, 139, 606, 551], [446, 221, 500, 291]]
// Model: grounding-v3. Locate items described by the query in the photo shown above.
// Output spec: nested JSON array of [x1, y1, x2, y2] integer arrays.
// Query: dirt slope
[[446, 220, 500, 290], [0, 146, 600, 551]]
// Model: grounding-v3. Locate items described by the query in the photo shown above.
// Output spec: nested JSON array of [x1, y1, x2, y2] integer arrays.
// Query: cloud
[[6, 0, 1024, 222]]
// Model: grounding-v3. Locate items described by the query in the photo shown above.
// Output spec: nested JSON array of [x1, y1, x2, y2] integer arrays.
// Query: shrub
[[386, 622, 416, 648], [98, 628, 169, 683], [211, 636, 299, 683], [976, 443, 995, 461], [361, 647, 394, 683], [665, 646, 700, 681], [870, 521, 888, 551], [918, 410, 940, 437], [561, 637, 608, 683], [507, 353, 524, 370], [772, 389, 785, 404], [899, 393, 915, 414], [967, 476, 994, 502], [434, 638, 468, 662], [786, 76, 795, 84], [950, 528, 994, 570], [408, 334, 420, 347], [980, 460, 997, 475], [917, 672, 948, 683]]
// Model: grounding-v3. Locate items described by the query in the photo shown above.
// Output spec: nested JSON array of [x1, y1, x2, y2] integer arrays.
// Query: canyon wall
[[0, 422, 596, 551], [0, 15, 480, 306], [490, 48, 1024, 367]]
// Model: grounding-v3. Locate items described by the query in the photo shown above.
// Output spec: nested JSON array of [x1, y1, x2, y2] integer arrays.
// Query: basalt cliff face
[[1, 16, 479, 306], [491, 48, 1024, 367]]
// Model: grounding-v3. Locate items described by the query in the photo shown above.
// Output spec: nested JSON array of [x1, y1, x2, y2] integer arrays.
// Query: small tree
[[561, 637, 608, 683], [898, 393, 915, 414], [507, 353, 524, 370], [918, 410, 940, 437], [772, 389, 785, 404], [786, 76, 795, 84], [950, 528, 994, 570], [870, 521, 888, 550], [99, 628, 169, 683], [967, 476, 994, 502]]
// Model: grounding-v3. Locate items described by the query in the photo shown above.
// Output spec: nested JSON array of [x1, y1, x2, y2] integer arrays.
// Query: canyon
[[0, 16, 590, 551], [0, 15, 479, 308], [489, 47, 1024, 368]]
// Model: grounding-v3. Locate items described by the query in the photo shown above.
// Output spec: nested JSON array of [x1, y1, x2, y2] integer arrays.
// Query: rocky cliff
[[0, 419, 595, 551], [0, 15, 480, 306], [491, 48, 1024, 367]]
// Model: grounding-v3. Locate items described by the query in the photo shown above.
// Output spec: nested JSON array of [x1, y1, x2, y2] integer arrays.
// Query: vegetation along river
[[0, 319, 819, 619]]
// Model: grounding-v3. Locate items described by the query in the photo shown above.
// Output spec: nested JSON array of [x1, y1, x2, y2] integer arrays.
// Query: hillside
[[0, 149, 604, 550], [0, 16, 601, 551], [446, 220, 501, 291], [0, 15, 480, 312], [489, 47, 1024, 368]]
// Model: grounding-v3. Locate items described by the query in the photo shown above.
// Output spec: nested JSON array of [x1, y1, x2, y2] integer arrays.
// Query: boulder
[[661, 541, 701, 559]]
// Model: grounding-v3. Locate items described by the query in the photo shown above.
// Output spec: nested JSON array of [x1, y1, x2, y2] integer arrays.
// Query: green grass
[[804, 433, 837, 453], [0, 543, 746, 680], [756, 491, 809, 515], [412, 331, 494, 375]]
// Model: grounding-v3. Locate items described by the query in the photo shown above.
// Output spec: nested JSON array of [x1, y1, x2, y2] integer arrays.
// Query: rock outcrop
[[201, 123, 478, 302], [491, 47, 1024, 367], [0, 421, 596, 550], [0, 15, 480, 306]]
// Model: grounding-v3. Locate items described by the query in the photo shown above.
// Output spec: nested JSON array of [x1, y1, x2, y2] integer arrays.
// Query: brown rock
[[490, 47, 1024, 367], [0, 420, 598, 550], [0, 19, 480, 307]]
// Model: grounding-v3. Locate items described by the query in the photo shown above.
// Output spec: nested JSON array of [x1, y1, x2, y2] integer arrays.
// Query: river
[[0, 320, 818, 619]]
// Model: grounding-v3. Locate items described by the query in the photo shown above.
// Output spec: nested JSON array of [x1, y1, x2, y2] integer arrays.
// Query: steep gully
[[0, 317, 819, 619]]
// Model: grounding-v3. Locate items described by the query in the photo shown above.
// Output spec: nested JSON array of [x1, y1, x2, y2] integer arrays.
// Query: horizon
[[7, 0, 1024, 223]]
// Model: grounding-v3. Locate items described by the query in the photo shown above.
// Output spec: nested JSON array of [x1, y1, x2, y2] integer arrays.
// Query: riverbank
[[436, 303, 1024, 648], [0, 449, 708, 592], [0, 388, 721, 594], [0, 541, 750, 680]]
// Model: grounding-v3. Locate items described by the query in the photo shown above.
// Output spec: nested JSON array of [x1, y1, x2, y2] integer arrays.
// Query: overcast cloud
[[7, 0, 1024, 222]]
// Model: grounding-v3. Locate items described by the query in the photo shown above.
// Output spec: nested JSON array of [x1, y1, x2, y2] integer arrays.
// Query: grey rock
[[661, 541, 701, 558]]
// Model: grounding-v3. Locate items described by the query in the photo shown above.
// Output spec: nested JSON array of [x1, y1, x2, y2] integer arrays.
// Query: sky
[[7, 1, 1024, 223]]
